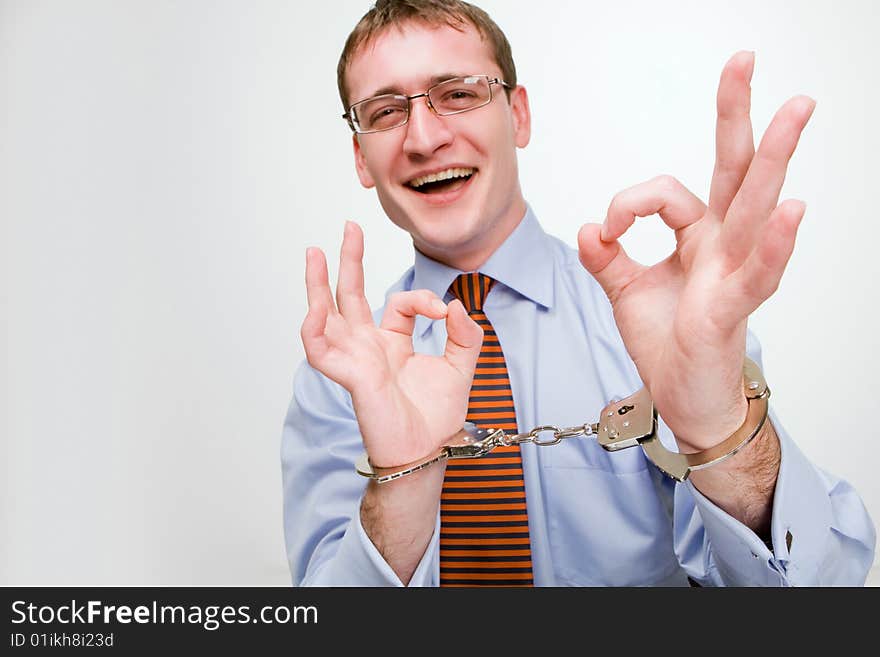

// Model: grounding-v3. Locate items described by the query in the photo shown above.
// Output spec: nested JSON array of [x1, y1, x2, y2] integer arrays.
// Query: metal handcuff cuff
[[356, 358, 770, 484]]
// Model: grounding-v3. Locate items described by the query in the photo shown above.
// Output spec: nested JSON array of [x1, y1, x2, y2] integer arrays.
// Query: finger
[[713, 199, 806, 329], [708, 51, 756, 218], [721, 95, 816, 268], [443, 299, 484, 378], [379, 289, 448, 336], [602, 175, 706, 242], [305, 247, 337, 314], [300, 307, 330, 366], [302, 247, 334, 369], [336, 221, 374, 325], [578, 223, 645, 302]]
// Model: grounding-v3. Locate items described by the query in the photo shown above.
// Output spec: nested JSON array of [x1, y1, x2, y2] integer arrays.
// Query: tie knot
[[450, 273, 495, 312]]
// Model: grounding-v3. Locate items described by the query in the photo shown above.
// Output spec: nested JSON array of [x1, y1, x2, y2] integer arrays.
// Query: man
[[282, 0, 875, 586]]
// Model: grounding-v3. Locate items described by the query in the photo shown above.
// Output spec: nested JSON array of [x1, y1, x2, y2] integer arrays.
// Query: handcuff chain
[[357, 358, 768, 483], [496, 422, 601, 448]]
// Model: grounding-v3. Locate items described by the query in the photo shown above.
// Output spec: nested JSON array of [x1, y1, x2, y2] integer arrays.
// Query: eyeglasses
[[343, 75, 512, 134]]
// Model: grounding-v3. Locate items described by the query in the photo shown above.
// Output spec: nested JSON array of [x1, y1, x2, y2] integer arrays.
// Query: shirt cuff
[[312, 508, 440, 586], [685, 408, 833, 586]]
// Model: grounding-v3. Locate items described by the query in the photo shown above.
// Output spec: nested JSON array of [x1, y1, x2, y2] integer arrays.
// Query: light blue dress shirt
[[282, 208, 876, 586]]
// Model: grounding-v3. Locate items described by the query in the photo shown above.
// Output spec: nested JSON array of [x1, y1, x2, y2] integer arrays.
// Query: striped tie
[[439, 273, 534, 587]]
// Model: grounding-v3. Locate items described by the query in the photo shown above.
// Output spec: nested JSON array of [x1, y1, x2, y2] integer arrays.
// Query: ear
[[352, 133, 376, 189], [509, 85, 531, 148]]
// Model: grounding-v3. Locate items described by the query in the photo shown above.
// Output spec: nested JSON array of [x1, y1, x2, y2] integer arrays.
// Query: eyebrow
[[366, 73, 469, 99]]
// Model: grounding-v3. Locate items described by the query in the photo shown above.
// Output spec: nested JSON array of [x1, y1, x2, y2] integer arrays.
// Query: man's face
[[345, 21, 530, 269]]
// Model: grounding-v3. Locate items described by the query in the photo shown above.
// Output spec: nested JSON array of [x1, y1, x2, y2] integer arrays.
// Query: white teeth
[[408, 167, 475, 188]]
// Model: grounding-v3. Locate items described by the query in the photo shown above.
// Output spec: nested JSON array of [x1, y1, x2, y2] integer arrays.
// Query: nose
[[402, 95, 454, 158]]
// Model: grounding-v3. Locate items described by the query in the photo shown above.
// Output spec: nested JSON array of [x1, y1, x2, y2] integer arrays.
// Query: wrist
[[631, 357, 771, 482], [673, 395, 749, 454], [357, 424, 496, 482]]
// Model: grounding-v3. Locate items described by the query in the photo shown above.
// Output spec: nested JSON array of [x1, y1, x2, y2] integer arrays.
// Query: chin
[[386, 196, 470, 231], [380, 185, 505, 264], [418, 223, 495, 264], [412, 208, 482, 240]]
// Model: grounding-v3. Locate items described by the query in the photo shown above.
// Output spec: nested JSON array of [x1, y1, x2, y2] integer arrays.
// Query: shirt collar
[[411, 205, 556, 337]]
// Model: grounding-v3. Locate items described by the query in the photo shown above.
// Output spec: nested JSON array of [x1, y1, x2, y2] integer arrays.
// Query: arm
[[671, 340, 875, 586], [292, 223, 482, 584], [359, 466, 446, 584], [577, 52, 875, 582], [577, 51, 804, 530], [282, 360, 444, 586], [685, 422, 778, 537], [676, 419, 876, 586]]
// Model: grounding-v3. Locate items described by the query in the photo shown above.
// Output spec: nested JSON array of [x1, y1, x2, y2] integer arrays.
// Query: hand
[[301, 221, 484, 467], [577, 51, 814, 451]]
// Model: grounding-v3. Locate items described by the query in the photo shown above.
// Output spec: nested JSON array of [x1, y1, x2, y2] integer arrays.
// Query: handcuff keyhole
[[617, 404, 635, 415]]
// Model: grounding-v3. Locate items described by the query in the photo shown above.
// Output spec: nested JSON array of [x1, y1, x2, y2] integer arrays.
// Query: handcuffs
[[356, 358, 770, 484]]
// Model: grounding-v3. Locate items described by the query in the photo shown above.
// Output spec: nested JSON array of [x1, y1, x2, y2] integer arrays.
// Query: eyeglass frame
[[342, 75, 513, 134]]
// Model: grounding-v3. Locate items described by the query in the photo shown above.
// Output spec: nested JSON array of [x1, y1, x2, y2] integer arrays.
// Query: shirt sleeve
[[281, 361, 439, 586], [672, 332, 877, 586]]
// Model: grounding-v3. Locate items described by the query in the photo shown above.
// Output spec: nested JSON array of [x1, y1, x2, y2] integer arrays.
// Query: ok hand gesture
[[578, 51, 814, 451], [301, 222, 483, 468]]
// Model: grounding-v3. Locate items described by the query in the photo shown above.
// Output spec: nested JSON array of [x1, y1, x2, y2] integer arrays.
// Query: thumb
[[443, 299, 483, 378], [577, 222, 643, 302]]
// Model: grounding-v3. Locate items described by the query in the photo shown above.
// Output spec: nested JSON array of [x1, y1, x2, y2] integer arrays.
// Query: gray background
[[3, 0, 878, 584]]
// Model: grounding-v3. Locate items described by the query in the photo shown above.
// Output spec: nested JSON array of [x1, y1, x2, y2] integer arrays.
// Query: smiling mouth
[[406, 167, 476, 194]]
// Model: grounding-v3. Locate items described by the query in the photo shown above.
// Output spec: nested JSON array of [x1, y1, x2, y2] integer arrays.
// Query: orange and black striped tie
[[439, 273, 534, 587]]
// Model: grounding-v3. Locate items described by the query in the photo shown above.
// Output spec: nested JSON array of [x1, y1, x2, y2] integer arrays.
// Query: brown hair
[[337, 0, 517, 109]]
